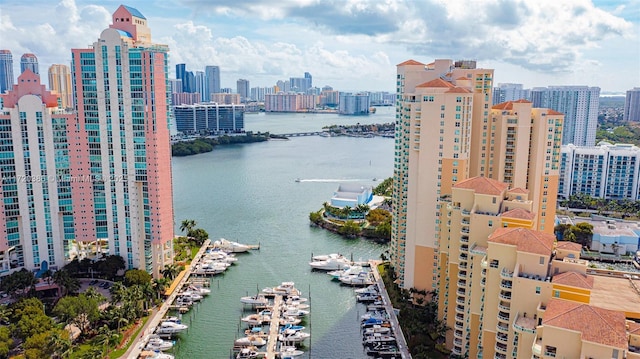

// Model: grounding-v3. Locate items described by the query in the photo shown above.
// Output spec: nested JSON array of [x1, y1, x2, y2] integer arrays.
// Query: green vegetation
[[559, 193, 640, 220], [554, 222, 594, 248], [174, 219, 210, 263], [379, 263, 448, 358], [172, 133, 269, 156], [373, 177, 393, 197]]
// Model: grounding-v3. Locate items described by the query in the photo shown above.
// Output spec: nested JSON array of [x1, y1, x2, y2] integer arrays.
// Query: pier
[[369, 260, 411, 359], [264, 294, 283, 359]]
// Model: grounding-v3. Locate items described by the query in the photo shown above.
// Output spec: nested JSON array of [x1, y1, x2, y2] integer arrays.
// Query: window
[[539, 256, 545, 265], [554, 290, 560, 298], [535, 287, 541, 294], [488, 220, 493, 227]]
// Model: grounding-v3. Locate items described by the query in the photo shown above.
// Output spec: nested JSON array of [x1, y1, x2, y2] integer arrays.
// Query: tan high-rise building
[[48, 64, 73, 109]]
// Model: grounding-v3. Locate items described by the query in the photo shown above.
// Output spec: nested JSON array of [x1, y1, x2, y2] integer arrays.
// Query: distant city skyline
[[0, 0, 638, 93]]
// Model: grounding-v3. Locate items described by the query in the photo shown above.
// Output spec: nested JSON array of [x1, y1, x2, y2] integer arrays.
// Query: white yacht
[[263, 282, 301, 297], [186, 285, 211, 295], [281, 306, 309, 317], [156, 321, 188, 335], [213, 238, 250, 253], [309, 256, 351, 271], [241, 313, 271, 326], [279, 316, 302, 326], [178, 291, 203, 301], [278, 329, 310, 343], [327, 264, 364, 280], [240, 294, 269, 306], [278, 345, 304, 357], [311, 253, 346, 262], [145, 335, 174, 351], [338, 271, 374, 286], [234, 335, 266, 347], [205, 250, 238, 263], [236, 347, 259, 359]]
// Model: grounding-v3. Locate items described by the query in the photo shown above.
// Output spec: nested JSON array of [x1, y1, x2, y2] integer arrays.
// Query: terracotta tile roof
[[628, 321, 640, 334], [552, 271, 594, 289], [445, 87, 472, 93], [501, 208, 535, 220], [453, 176, 509, 195], [456, 76, 468, 80], [509, 187, 529, 194], [543, 298, 628, 348], [556, 241, 582, 252], [546, 109, 564, 116], [488, 227, 555, 255], [397, 59, 425, 66], [492, 99, 532, 110], [416, 78, 454, 88]]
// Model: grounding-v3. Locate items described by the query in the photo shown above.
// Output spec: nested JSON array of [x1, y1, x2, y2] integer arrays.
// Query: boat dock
[[264, 294, 283, 359], [369, 260, 411, 359]]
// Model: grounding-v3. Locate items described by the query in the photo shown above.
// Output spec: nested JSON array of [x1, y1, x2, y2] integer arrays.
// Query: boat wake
[[297, 178, 374, 183]]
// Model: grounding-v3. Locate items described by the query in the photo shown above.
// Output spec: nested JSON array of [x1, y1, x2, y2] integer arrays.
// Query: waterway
[[171, 107, 396, 358]]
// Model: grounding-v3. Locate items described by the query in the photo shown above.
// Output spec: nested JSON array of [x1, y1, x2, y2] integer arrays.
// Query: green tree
[[161, 264, 180, 280], [374, 222, 392, 239], [0, 269, 37, 298], [16, 302, 53, 340], [180, 219, 197, 234], [24, 328, 70, 359], [53, 293, 101, 336], [53, 269, 80, 297], [187, 228, 209, 246], [338, 220, 361, 237], [124, 269, 152, 286], [309, 211, 323, 224], [0, 326, 13, 358]]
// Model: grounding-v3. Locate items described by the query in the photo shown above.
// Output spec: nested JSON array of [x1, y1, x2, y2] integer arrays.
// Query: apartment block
[[70, 5, 174, 277], [624, 87, 640, 122], [560, 142, 640, 200], [174, 103, 245, 134], [0, 70, 76, 272], [47, 64, 73, 109]]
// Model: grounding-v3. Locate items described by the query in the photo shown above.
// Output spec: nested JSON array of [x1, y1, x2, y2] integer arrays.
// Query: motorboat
[[363, 324, 391, 336], [366, 343, 399, 356], [309, 256, 351, 271], [200, 260, 231, 270], [234, 335, 266, 347], [280, 323, 305, 332], [156, 321, 188, 335], [145, 335, 174, 351], [163, 316, 182, 324], [178, 291, 203, 301], [286, 295, 307, 303], [263, 282, 301, 297], [339, 271, 374, 286], [241, 313, 271, 326], [187, 285, 211, 295], [280, 316, 302, 326], [236, 347, 259, 359], [278, 329, 310, 343], [240, 294, 269, 306], [281, 306, 309, 317], [357, 292, 380, 303], [294, 178, 301, 182], [327, 264, 364, 280], [362, 318, 389, 329], [213, 238, 250, 253], [282, 299, 309, 310], [139, 351, 175, 359], [361, 310, 388, 321], [205, 250, 238, 264], [278, 345, 304, 358], [244, 326, 267, 337], [311, 253, 345, 262], [363, 333, 396, 346], [355, 284, 379, 295]]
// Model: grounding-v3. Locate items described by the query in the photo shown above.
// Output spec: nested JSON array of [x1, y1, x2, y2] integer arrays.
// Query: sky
[[0, 0, 638, 94]]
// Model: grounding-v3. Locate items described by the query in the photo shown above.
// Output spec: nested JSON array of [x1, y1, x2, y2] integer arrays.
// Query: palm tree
[[153, 278, 170, 300], [53, 269, 80, 297], [48, 329, 72, 359], [0, 305, 11, 325], [95, 324, 120, 357], [83, 287, 105, 303], [180, 219, 197, 235], [109, 282, 126, 304], [161, 264, 180, 280]]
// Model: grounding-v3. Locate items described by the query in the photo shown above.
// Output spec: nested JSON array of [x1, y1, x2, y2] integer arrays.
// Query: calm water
[[171, 107, 396, 358]]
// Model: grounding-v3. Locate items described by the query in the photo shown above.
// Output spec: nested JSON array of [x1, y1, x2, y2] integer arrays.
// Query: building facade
[[20, 53, 39, 75], [205, 65, 220, 100], [237, 79, 250, 103], [492, 83, 530, 105], [0, 70, 76, 273], [624, 87, 640, 122], [543, 86, 600, 146], [339, 93, 370, 115], [559, 142, 640, 200], [47, 64, 73, 109], [174, 103, 244, 134], [70, 5, 174, 277], [0, 50, 13, 95]]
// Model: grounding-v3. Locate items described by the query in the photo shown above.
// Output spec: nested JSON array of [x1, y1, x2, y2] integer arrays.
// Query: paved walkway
[[369, 260, 412, 359], [123, 239, 211, 359]]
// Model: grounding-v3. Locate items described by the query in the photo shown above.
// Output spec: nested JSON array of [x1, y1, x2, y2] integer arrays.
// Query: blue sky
[[0, 0, 638, 93]]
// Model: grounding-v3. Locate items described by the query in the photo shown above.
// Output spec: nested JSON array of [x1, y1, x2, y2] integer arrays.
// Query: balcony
[[457, 288, 466, 297], [451, 346, 462, 356], [459, 262, 468, 269], [499, 291, 511, 301], [500, 268, 514, 279], [532, 336, 542, 356], [454, 338, 462, 347], [456, 296, 465, 305], [454, 330, 464, 339], [457, 280, 467, 287], [455, 322, 464, 331], [461, 219, 470, 225], [513, 313, 537, 334], [458, 270, 467, 280], [481, 256, 487, 268], [459, 253, 468, 262], [494, 353, 506, 359], [495, 343, 508, 354], [456, 314, 464, 322], [460, 235, 469, 243], [481, 277, 486, 286], [460, 245, 469, 253], [481, 268, 487, 277], [496, 322, 509, 333], [498, 301, 511, 311], [500, 280, 512, 290], [496, 332, 508, 344], [519, 272, 550, 282], [461, 227, 470, 234], [455, 305, 465, 314], [461, 209, 470, 217], [497, 311, 510, 322]]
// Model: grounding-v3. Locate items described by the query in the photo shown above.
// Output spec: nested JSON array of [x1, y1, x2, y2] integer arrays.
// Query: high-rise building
[[541, 86, 600, 146], [624, 87, 640, 122], [338, 93, 369, 115], [20, 53, 39, 75], [48, 64, 73, 109], [492, 83, 530, 105], [0, 50, 13, 94], [194, 71, 206, 102], [0, 70, 76, 271], [290, 76, 311, 93], [560, 143, 640, 200], [71, 5, 174, 277], [205, 65, 220, 100], [237, 79, 250, 103], [174, 103, 244, 134]]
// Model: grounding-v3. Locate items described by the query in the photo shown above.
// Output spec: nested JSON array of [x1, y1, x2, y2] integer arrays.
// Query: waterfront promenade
[[124, 239, 211, 359], [369, 260, 411, 359]]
